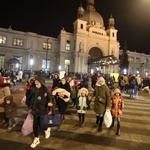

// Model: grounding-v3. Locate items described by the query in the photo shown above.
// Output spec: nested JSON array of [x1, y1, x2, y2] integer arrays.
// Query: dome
[[84, 10, 104, 27]]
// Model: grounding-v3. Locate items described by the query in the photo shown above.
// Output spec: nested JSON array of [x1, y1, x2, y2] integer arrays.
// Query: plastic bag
[[21, 114, 33, 136], [104, 109, 112, 128], [21, 95, 26, 104]]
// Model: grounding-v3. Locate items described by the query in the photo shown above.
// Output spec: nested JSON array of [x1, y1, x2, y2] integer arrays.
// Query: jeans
[[9, 117, 16, 128]]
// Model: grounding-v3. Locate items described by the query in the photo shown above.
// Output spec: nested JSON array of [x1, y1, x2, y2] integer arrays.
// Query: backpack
[[130, 78, 136, 85], [120, 79, 126, 86]]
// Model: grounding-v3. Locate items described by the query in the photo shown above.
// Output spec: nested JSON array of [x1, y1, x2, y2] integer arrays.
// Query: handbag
[[98, 97, 106, 104], [21, 113, 33, 136], [104, 109, 112, 128], [40, 107, 60, 129]]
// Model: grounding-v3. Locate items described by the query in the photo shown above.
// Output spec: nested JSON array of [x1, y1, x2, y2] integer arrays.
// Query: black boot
[[78, 113, 82, 126], [80, 114, 85, 127], [110, 117, 115, 128], [116, 122, 120, 136], [98, 117, 103, 132], [93, 115, 99, 127]]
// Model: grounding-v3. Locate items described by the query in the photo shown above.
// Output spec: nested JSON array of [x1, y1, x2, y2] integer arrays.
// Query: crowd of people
[[0, 69, 149, 148]]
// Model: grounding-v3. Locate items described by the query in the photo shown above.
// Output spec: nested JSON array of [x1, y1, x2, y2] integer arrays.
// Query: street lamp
[[45, 38, 49, 72], [30, 55, 33, 72]]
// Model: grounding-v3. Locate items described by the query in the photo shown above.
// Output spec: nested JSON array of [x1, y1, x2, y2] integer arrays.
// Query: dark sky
[[1, 0, 150, 54]]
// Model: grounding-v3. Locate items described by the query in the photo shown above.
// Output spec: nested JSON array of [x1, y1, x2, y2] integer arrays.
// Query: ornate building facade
[[0, 0, 149, 77]]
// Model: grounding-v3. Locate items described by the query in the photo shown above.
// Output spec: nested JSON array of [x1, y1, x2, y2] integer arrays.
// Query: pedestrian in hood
[[93, 77, 111, 132], [28, 77, 54, 148], [0, 95, 17, 132], [76, 87, 91, 127], [110, 88, 124, 136]]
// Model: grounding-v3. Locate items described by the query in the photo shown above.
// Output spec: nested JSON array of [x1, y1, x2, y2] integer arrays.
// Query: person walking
[[110, 88, 124, 136], [51, 74, 60, 89], [68, 76, 77, 107], [129, 74, 138, 98], [0, 95, 17, 132], [52, 77, 71, 131], [76, 87, 91, 127], [93, 77, 111, 132], [91, 73, 98, 89], [28, 77, 54, 148]]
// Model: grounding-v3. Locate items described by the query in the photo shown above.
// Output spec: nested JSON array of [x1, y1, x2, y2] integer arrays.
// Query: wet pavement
[[0, 80, 150, 150]]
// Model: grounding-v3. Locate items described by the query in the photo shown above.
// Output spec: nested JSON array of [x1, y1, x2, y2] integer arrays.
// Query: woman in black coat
[[28, 77, 53, 148], [54, 77, 71, 131]]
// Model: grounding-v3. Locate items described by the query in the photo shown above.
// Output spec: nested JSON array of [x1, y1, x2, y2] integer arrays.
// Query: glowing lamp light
[[123, 69, 127, 74], [16, 63, 19, 68], [91, 69, 94, 74], [30, 59, 33, 66]]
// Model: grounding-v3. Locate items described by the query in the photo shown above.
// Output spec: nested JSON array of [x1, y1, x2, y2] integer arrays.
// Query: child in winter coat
[[0, 95, 17, 132], [110, 88, 124, 136], [76, 87, 91, 127]]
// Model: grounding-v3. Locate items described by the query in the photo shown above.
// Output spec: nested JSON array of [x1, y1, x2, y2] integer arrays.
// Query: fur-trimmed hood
[[114, 88, 121, 96], [52, 88, 70, 102], [78, 88, 88, 96]]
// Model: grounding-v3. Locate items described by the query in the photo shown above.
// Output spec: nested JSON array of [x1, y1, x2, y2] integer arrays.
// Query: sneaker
[[62, 118, 65, 123], [44, 127, 51, 139], [80, 123, 84, 127], [7, 127, 12, 132], [30, 137, 40, 148], [12, 123, 17, 128]]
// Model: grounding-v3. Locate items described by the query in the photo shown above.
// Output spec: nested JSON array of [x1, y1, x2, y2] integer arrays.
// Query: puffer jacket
[[110, 88, 124, 117], [0, 95, 17, 118], [29, 77, 53, 117]]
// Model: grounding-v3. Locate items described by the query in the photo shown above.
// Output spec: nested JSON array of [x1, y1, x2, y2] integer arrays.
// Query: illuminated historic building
[[0, 0, 149, 76]]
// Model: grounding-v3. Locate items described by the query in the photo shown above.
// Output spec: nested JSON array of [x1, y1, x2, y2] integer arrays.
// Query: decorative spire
[[86, 0, 95, 11], [77, 1, 84, 19], [108, 13, 115, 29]]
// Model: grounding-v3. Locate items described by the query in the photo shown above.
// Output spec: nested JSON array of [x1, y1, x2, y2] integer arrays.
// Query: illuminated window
[[0, 36, 6, 44], [66, 40, 70, 51], [129, 57, 134, 62], [13, 38, 23, 46], [43, 42, 52, 50], [42, 59, 50, 71], [65, 59, 70, 65]]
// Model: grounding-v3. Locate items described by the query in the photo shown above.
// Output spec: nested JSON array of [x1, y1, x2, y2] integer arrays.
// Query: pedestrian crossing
[[0, 97, 150, 150]]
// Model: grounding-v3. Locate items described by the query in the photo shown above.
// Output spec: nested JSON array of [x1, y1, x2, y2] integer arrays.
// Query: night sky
[[1, 0, 150, 54]]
